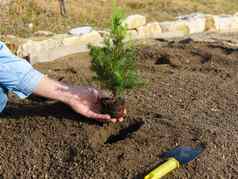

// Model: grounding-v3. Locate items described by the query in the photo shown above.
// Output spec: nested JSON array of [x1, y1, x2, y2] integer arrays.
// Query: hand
[[66, 86, 125, 123], [33, 76, 124, 122]]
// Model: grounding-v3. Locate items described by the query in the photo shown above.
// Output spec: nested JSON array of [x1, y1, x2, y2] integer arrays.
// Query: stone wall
[[11, 12, 238, 64], [125, 13, 238, 39]]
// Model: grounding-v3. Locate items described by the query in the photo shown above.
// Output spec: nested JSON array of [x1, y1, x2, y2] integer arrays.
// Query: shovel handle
[[144, 158, 180, 179]]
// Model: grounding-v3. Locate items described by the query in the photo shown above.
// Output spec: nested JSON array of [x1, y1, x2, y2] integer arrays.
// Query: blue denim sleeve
[[0, 41, 44, 100]]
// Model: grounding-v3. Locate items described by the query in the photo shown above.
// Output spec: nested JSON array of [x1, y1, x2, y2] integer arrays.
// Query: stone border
[[6, 12, 238, 64], [125, 13, 238, 39]]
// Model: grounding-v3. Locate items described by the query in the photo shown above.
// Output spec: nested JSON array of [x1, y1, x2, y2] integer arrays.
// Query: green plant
[[89, 3, 141, 98]]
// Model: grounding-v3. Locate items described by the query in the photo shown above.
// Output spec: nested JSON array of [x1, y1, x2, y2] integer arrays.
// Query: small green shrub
[[89, 3, 142, 98]]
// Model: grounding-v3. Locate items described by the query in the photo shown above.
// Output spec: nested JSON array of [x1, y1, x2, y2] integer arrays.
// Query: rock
[[185, 17, 206, 33], [155, 31, 187, 39], [160, 20, 190, 35], [177, 13, 207, 34], [126, 30, 138, 40], [137, 22, 162, 39], [68, 26, 93, 36], [123, 15, 146, 30], [17, 31, 103, 64], [127, 30, 185, 41], [17, 39, 59, 64], [63, 31, 102, 46], [176, 13, 206, 20], [204, 15, 216, 31], [171, 13, 222, 34], [213, 15, 238, 32], [34, 30, 55, 37], [28, 23, 34, 30]]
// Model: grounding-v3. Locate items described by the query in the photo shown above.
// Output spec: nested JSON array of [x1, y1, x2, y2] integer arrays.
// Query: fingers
[[118, 117, 124, 122], [84, 110, 126, 123], [118, 109, 127, 122], [108, 109, 127, 123], [84, 110, 114, 122], [117, 109, 126, 122], [110, 118, 117, 123]]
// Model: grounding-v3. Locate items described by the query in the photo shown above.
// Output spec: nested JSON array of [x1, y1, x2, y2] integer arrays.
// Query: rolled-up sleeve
[[0, 87, 7, 112], [0, 41, 44, 99]]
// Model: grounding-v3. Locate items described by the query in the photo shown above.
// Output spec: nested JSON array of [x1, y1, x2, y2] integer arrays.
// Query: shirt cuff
[[16, 68, 44, 99], [0, 89, 8, 112]]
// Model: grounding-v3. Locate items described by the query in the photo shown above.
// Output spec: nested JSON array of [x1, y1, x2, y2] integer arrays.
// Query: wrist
[[56, 84, 81, 107], [56, 84, 73, 104]]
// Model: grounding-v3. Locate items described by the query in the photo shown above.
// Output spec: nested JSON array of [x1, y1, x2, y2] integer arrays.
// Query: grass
[[1, 0, 238, 37]]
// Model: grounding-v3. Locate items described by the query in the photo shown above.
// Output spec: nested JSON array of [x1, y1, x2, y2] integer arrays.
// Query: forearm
[[32, 76, 76, 104]]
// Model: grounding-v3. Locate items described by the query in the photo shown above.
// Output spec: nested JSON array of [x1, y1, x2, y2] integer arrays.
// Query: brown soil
[[101, 97, 126, 119], [0, 40, 238, 179]]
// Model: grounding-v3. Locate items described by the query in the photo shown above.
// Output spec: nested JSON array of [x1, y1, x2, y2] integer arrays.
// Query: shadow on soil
[[105, 121, 144, 144], [1, 101, 102, 126]]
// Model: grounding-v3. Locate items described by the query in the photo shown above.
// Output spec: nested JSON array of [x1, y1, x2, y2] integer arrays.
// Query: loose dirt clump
[[0, 40, 238, 179]]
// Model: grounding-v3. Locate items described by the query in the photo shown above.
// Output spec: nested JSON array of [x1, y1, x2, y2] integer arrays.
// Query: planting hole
[[155, 55, 171, 65], [105, 121, 144, 144]]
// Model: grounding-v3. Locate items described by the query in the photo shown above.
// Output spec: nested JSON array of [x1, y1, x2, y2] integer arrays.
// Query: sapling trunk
[[101, 96, 125, 119]]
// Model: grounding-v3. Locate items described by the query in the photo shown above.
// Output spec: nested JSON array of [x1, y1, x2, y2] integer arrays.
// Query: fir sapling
[[89, 4, 142, 118]]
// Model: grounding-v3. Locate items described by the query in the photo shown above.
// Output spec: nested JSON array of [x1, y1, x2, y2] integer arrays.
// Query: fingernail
[[111, 119, 117, 123], [119, 118, 124, 122], [124, 109, 127, 115]]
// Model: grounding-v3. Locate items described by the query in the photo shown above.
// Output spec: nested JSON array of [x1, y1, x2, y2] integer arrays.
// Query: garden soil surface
[[0, 39, 238, 179]]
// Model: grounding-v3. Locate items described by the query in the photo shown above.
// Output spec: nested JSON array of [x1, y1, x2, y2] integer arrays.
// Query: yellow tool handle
[[144, 158, 180, 179]]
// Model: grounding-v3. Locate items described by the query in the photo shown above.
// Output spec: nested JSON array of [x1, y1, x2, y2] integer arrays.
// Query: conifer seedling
[[89, 4, 142, 119]]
